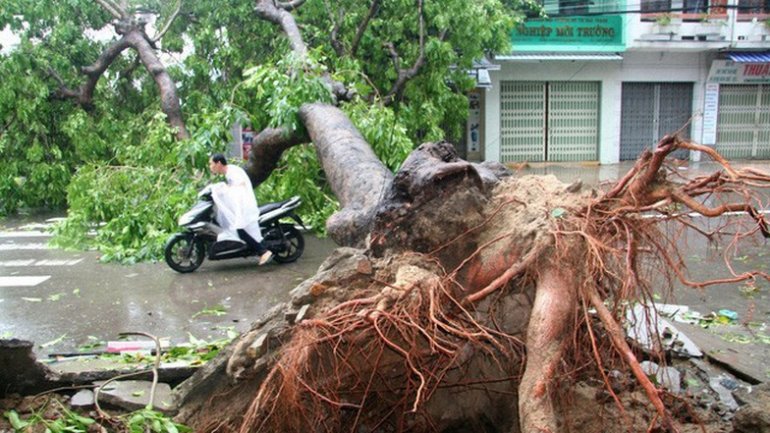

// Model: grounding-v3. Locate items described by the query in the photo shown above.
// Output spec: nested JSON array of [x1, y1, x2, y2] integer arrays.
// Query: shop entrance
[[619, 82, 692, 161], [499, 81, 600, 163], [715, 84, 770, 159]]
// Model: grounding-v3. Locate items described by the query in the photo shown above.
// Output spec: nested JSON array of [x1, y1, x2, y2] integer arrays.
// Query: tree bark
[[124, 29, 189, 140], [49, 7, 189, 140], [299, 103, 393, 246], [246, 127, 309, 186]]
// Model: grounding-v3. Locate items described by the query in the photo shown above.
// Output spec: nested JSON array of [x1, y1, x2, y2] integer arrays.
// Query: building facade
[[469, 0, 770, 164]]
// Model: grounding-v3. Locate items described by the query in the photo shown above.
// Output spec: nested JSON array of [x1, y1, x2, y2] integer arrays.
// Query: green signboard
[[511, 15, 625, 52]]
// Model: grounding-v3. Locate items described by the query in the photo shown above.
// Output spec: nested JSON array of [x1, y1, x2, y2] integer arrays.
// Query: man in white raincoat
[[208, 153, 273, 265]]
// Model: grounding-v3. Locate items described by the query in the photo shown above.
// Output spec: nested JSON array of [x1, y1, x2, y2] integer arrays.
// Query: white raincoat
[[210, 164, 263, 242]]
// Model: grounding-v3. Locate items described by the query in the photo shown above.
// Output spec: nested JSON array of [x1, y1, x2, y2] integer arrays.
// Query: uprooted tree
[[175, 133, 770, 433], [167, 2, 770, 433]]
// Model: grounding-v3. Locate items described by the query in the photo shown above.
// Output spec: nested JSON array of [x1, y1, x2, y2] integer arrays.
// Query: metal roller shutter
[[500, 82, 546, 162], [548, 81, 600, 162], [620, 83, 692, 161], [716, 84, 770, 159], [620, 83, 656, 160], [499, 81, 600, 162]]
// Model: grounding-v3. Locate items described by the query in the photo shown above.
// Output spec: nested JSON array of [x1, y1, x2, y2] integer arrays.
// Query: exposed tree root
[[195, 137, 770, 433]]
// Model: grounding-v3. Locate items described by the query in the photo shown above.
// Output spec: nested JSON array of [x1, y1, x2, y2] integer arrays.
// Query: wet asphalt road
[[0, 218, 337, 358]]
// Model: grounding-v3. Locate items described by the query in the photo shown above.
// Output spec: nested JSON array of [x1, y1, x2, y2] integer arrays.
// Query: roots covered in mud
[[181, 138, 770, 433]]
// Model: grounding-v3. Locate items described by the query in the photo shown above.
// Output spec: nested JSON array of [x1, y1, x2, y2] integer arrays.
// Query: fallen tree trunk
[[300, 103, 394, 246]]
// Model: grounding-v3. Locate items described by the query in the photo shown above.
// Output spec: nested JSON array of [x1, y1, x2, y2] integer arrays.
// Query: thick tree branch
[[256, 0, 353, 102], [255, 0, 309, 58], [95, 0, 125, 19], [51, 15, 188, 139], [152, 0, 182, 43], [323, 0, 345, 57], [48, 37, 132, 107], [46, 68, 83, 101], [245, 127, 309, 186], [300, 103, 394, 246], [383, 0, 426, 105], [124, 29, 189, 139], [351, 0, 381, 56]]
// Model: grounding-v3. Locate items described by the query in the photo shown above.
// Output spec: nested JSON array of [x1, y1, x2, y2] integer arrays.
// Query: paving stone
[[70, 389, 94, 407], [96, 380, 175, 414]]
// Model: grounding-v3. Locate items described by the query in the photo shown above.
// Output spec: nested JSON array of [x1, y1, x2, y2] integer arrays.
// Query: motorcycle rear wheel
[[164, 234, 205, 273], [270, 225, 304, 263]]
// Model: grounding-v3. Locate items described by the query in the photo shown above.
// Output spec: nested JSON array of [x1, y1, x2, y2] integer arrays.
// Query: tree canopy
[[1, 0, 536, 260]]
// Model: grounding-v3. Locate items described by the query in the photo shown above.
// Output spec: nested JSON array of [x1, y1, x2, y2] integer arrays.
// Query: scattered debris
[[626, 303, 703, 358], [640, 361, 682, 394], [732, 383, 770, 433], [70, 389, 94, 408]]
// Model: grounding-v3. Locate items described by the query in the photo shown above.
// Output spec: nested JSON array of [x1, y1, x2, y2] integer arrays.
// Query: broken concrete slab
[[95, 380, 174, 414], [626, 304, 703, 358], [50, 357, 197, 387], [0, 339, 57, 396], [676, 322, 769, 384]]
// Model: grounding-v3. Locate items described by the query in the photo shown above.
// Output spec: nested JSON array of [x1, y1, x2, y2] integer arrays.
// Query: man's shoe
[[258, 250, 273, 266]]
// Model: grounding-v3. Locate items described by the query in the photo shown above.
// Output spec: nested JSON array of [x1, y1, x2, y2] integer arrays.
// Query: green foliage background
[[1, 0, 533, 262]]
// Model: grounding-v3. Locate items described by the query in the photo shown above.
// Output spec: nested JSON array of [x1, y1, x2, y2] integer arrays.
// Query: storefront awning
[[726, 52, 770, 63], [495, 52, 623, 61]]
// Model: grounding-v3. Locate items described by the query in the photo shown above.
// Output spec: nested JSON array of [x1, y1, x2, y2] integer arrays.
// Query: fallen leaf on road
[[41, 334, 67, 348]]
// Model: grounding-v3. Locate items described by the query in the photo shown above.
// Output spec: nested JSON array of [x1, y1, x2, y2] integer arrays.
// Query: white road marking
[[0, 260, 36, 267], [0, 258, 83, 267], [0, 276, 51, 287], [34, 258, 84, 266], [0, 243, 50, 250], [0, 230, 51, 238]]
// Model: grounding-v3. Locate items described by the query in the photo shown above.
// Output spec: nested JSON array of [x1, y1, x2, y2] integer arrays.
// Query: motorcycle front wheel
[[164, 233, 205, 273], [270, 224, 304, 263]]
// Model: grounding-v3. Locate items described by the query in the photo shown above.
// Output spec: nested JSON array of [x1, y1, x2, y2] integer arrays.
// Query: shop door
[[499, 81, 599, 163], [620, 83, 692, 161], [548, 82, 600, 162], [716, 84, 770, 159]]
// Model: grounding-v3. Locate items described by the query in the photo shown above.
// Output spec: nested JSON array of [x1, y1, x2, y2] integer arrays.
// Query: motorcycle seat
[[259, 196, 300, 214]]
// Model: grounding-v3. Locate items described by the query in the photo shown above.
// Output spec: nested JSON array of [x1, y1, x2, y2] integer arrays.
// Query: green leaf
[[550, 208, 567, 219], [40, 334, 67, 348], [4, 410, 30, 430]]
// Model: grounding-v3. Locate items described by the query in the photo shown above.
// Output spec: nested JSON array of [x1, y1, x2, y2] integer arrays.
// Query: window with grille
[[642, 0, 672, 13], [738, 0, 770, 15]]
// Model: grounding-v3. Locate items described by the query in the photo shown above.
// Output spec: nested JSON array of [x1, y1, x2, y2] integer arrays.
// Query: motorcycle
[[164, 185, 305, 273]]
